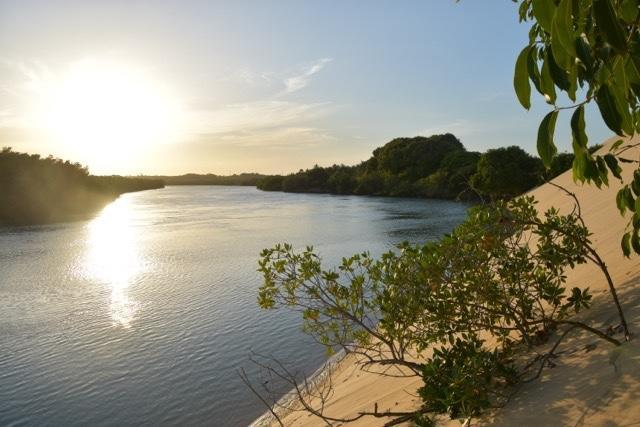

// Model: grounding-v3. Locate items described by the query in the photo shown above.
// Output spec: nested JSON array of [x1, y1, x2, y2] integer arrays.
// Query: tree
[[0, 149, 164, 225], [327, 167, 357, 194], [470, 146, 543, 199], [512, 0, 640, 255], [374, 134, 465, 181]]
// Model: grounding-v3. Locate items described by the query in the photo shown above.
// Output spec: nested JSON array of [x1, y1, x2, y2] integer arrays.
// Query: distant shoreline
[[0, 148, 165, 226]]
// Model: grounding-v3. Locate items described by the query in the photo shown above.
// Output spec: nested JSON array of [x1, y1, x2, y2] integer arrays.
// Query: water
[[0, 186, 469, 426]]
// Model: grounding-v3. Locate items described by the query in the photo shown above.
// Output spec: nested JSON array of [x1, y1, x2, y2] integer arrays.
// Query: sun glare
[[44, 58, 182, 163], [84, 196, 142, 328]]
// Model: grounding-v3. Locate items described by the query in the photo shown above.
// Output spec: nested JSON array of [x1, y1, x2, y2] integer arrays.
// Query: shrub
[[418, 336, 518, 419]]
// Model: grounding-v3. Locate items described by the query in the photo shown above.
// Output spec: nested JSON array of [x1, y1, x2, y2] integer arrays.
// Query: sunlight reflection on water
[[84, 197, 142, 328]]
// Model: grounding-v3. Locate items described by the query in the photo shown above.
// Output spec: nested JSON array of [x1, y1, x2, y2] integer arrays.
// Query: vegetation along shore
[[0, 147, 164, 226]]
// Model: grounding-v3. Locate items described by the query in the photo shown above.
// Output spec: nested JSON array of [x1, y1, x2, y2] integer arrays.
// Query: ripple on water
[[0, 186, 469, 426]]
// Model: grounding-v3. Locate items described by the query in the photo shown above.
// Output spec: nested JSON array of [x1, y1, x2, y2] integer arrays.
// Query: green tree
[[512, 0, 640, 255], [374, 134, 465, 181], [470, 146, 543, 199], [0, 148, 163, 225]]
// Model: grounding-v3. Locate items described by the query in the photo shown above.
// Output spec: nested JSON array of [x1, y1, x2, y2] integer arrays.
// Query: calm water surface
[[0, 186, 469, 426]]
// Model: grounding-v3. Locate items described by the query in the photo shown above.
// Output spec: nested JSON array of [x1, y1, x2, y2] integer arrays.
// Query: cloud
[[197, 126, 335, 149], [191, 100, 331, 131], [181, 59, 338, 148], [282, 57, 333, 94], [0, 58, 54, 98], [187, 99, 335, 147]]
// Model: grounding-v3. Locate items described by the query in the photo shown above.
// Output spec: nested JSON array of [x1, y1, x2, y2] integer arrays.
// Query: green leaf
[[576, 35, 595, 73], [604, 154, 623, 179], [622, 231, 632, 257], [538, 110, 559, 167], [617, 188, 627, 215], [572, 149, 588, 182], [551, 33, 573, 71], [541, 54, 558, 104], [514, 46, 532, 109], [571, 105, 588, 149], [571, 116, 589, 181], [626, 56, 640, 86], [570, 106, 592, 183], [585, 157, 603, 187], [611, 60, 634, 135], [593, 0, 628, 53], [610, 139, 624, 152], [633, 170, 640, 195], [596, 85, 625, 136], [625, 186, 636, 210], [596, 156, 610, 186], [528, 47, 544, 94], [567, 62, 578, 102], [532, 0, 557, 33], [632, 231, 640, 254], [547, 47, 571, 90], [620, 0, 639, 24], [553, 0, 577, 57]]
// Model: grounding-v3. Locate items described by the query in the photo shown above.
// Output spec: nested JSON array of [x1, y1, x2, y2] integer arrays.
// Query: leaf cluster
[[513, 0, 640, 255], [418, 336, 518, 419]]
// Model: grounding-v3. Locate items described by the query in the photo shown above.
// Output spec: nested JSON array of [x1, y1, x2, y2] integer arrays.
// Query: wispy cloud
[[0, 58, 56, 128], [198, 126, 335, 149], [188, 99, 334, 147], [191, 100, 331, 131], [0, 58, 55, 95], [182, 58, 338, 147], [282, 57, 333, 94]]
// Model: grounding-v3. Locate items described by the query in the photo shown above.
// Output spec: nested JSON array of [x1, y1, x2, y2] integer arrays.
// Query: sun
[[44, 58, 182, 165]]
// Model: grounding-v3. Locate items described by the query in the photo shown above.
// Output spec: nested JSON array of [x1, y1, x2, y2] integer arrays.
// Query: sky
[[0, 0, 611, 175]]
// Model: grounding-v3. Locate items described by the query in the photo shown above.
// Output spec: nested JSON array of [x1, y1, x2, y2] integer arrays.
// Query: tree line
[[143, 173, 266, 186], [0, 147, 164, 226], [257, 133, 597, 200]]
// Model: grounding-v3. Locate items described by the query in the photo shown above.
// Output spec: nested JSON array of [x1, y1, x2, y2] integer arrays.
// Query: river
[[0, 186, 469, 426]]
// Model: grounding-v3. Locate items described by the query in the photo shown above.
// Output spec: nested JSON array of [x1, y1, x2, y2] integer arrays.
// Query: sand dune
[[270, 136, 640, 427]]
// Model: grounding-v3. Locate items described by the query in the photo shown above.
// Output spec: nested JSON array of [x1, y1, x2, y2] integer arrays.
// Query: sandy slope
[[270, 136, 640, 427]]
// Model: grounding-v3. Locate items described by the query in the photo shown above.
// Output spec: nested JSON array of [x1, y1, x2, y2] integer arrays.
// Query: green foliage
[[0, 147, 164, 225], [470, 146, 543, 199], [257, 133, 573, 201], [374, 134, 464, 180], [258, 195, 604, 421], [418, 337, 518, 419], [258, 244, 387, 354], [257, 134, 472, 198], [514, 0, 640, 255], [256, 175, 285, 191]]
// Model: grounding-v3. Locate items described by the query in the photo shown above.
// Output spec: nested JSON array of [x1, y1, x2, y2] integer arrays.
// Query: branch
[[238, 367, 285, 427]]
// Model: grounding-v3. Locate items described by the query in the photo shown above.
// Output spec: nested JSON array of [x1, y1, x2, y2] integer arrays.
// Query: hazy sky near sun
[[0, 0, 611, 175]]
